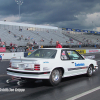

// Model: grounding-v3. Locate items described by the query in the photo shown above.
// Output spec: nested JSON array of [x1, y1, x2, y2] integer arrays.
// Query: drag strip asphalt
[[0, 53, 100, 100]]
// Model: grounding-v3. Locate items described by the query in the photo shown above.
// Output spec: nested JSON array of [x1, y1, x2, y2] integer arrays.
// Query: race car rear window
[[27, 49, 57, 58]]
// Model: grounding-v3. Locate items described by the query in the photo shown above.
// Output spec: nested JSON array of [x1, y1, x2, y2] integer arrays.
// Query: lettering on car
[[75, 63, 85, 66]]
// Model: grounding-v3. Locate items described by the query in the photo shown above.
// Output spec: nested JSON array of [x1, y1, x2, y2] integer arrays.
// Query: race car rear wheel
[[87, 66, 93, 77], [49, 69, 62, 86]]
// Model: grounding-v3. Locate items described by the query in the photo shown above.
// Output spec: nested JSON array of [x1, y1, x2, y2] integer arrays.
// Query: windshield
[[27, 49, 57, 58]]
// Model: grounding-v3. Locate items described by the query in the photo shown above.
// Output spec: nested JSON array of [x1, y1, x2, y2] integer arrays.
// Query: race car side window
[[66, 50, 84, 60], [61, 50, 69, 60]]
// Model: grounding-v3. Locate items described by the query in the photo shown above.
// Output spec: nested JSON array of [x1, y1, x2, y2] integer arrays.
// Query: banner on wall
[[89, 49, 99, 53], [76, 50, 86, 54], [0, 47, 6, 52], [62, 28, 100, 34]]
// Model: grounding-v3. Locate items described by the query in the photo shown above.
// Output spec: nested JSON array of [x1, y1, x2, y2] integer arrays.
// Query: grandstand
[[0, 21, 99, 49], [0, 21, 79, 48], [62, 30, 100, 47]]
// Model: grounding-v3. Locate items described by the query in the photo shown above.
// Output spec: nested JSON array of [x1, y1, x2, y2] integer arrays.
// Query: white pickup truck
[[7, 48, 98, 86]]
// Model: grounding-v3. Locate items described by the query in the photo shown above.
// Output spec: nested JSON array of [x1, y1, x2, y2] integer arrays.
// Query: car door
[[66, 50, 87, 75], [61, 50, 87, 77]]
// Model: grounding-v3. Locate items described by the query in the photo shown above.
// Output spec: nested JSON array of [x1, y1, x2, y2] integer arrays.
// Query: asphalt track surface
[[0, 53, 100, 100]]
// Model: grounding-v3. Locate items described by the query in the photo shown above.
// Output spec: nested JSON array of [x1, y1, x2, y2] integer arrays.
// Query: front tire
[[49, 69, 62, 86], [87, 66, 93, 77]]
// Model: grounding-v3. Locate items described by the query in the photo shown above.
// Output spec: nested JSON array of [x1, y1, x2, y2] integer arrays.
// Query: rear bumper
[[7, 68, 50, 79]]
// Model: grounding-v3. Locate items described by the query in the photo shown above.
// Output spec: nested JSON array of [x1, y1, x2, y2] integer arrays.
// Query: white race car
[[7, 48, 98, 86]]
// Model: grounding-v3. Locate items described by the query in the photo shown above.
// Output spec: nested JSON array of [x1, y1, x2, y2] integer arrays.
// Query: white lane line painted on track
[[66, 86, 100, 100]]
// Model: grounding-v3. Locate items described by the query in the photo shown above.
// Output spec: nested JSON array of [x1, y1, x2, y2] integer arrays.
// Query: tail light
[[34, 64, 40, 71]]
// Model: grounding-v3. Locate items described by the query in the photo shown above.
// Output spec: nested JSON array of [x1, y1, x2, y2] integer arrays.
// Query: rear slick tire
[[49, 69, 62, 86]]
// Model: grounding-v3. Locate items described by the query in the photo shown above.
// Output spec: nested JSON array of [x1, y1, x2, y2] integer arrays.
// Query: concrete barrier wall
[[0, 49, 100, 60], [0, 52, 24, 60]]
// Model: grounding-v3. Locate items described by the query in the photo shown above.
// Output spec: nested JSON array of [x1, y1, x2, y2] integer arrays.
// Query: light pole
[[15, 0, 23, 18]]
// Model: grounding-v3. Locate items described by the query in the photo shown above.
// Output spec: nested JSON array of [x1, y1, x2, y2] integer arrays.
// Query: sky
[[0, 0, 100, 31]]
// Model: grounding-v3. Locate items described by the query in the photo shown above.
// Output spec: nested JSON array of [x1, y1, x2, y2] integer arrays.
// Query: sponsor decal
[[41, 45, 43, 48], [89, 50, 99, 53], [68, 66, 88, 71], [28, 52, 31, 55], [0, 54, 4, 56], [0, 54, 4, 60], [0, 47, 6, 52], [75, 63, 85, 66], [0, 55, 2, 60], [76, 50, 86, 54], [43, 61, 49, 63]]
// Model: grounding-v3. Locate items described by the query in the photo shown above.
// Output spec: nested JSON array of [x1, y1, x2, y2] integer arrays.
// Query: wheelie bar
[[17, 80, 27, 86], [6, 77, 27, 86]]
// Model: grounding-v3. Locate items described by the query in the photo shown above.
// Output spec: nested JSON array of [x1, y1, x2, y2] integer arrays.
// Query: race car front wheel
[[87, 66, 93, 77], [49, 69, 62, 86]]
